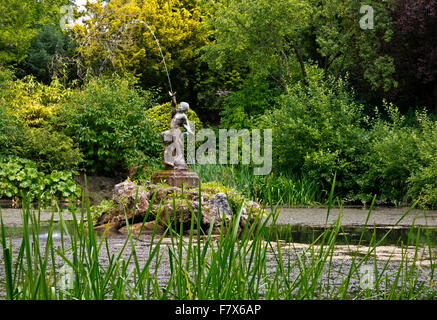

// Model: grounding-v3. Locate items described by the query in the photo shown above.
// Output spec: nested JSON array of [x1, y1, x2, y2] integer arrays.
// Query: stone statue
[[151, 92, 199, 187], [161, 95, 194, 170]]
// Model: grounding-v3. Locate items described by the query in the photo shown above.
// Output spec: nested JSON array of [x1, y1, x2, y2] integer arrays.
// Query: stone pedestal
[[151, 169, 199, 188]]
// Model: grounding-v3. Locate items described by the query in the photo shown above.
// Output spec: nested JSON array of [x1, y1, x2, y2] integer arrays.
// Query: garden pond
[[1, 204, 437, 300]]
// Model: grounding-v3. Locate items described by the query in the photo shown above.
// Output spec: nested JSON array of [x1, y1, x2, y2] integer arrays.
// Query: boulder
[[112, 180, 150, 218]]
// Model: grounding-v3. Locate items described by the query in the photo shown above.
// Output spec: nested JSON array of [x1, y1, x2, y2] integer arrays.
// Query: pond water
[[2, 205, 436, 300], [272, 206, 437, 227], [1, 205, 437, 247], [265, 206, 437, 246], [266, 224, 437, 247], [0, 221, 77, 240]]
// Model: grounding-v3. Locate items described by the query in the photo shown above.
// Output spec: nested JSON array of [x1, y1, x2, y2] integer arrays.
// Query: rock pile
[[93, 180, 265, 236]]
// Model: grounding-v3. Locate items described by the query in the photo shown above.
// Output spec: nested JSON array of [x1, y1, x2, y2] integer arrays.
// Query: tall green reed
[[0, 177, 435, 300], [191, 164, 323, 206]]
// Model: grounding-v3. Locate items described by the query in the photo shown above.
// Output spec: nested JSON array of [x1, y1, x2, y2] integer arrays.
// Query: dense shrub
[[0, 75, 70, 127], [219, 76, 282, 129], [59, 74, 161, 175], [0, 104, 24, 153], [357, 104, 422, 203], [221, 77, 282, 128], [407, 112, 437, 207], [193, 164, 322, 206], [0, 71, 82, 172], [262, 69, 369, 194], [0, 69, 22, 152]]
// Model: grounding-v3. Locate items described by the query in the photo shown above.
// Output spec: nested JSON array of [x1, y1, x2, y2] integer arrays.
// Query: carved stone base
[[151, 169, 199, 188]]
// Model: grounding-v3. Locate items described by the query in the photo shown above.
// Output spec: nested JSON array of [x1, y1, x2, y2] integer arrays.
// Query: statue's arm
[[182, 115, 194, 135], [169, 91, 177, 118]]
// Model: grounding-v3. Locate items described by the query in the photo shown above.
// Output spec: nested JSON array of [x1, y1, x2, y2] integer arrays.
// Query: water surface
[[2, 206, 437, 247]]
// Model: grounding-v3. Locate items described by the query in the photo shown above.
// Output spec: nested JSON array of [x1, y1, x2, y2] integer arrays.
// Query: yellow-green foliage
[[73, 0, 209, 75], [1, 76, 71, 127], [202, 181, 238, 196], [146, 102, 203, 134]]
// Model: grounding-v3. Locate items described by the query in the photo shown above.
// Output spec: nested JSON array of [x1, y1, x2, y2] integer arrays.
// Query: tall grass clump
[[0, 178, 435, 300], [191, 164, 323, 206]]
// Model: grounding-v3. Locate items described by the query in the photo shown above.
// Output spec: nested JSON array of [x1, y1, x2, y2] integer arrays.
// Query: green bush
[[0, 116, 82, 174], [20, 24, 76, 83], [59, 74, 161, 175], [0, 156, 80, 202], [0, 104, 24, 153], [0, 74, 70, 127], [262, 68, 368, 194], [0, 71, 82, 172], [219, 76, 282, 129], [0, 68, 23, 153], [19, 127, 83, 173], [407, 111, 437, 208], [357, 104, 422, 203], [260, 69, 437, 206]]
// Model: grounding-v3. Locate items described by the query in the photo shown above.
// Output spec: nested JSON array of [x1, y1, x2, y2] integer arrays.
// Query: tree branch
[[291, 43, 307, 85]]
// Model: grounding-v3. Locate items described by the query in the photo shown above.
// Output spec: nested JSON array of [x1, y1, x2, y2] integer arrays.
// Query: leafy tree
[[310, 0, 396, 91], [0, 0, 69, 66], [19, 24, 77, 83], [72, 0, 209, 101], [389, 0, 437, 111], [203, 0, 313, 89]]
